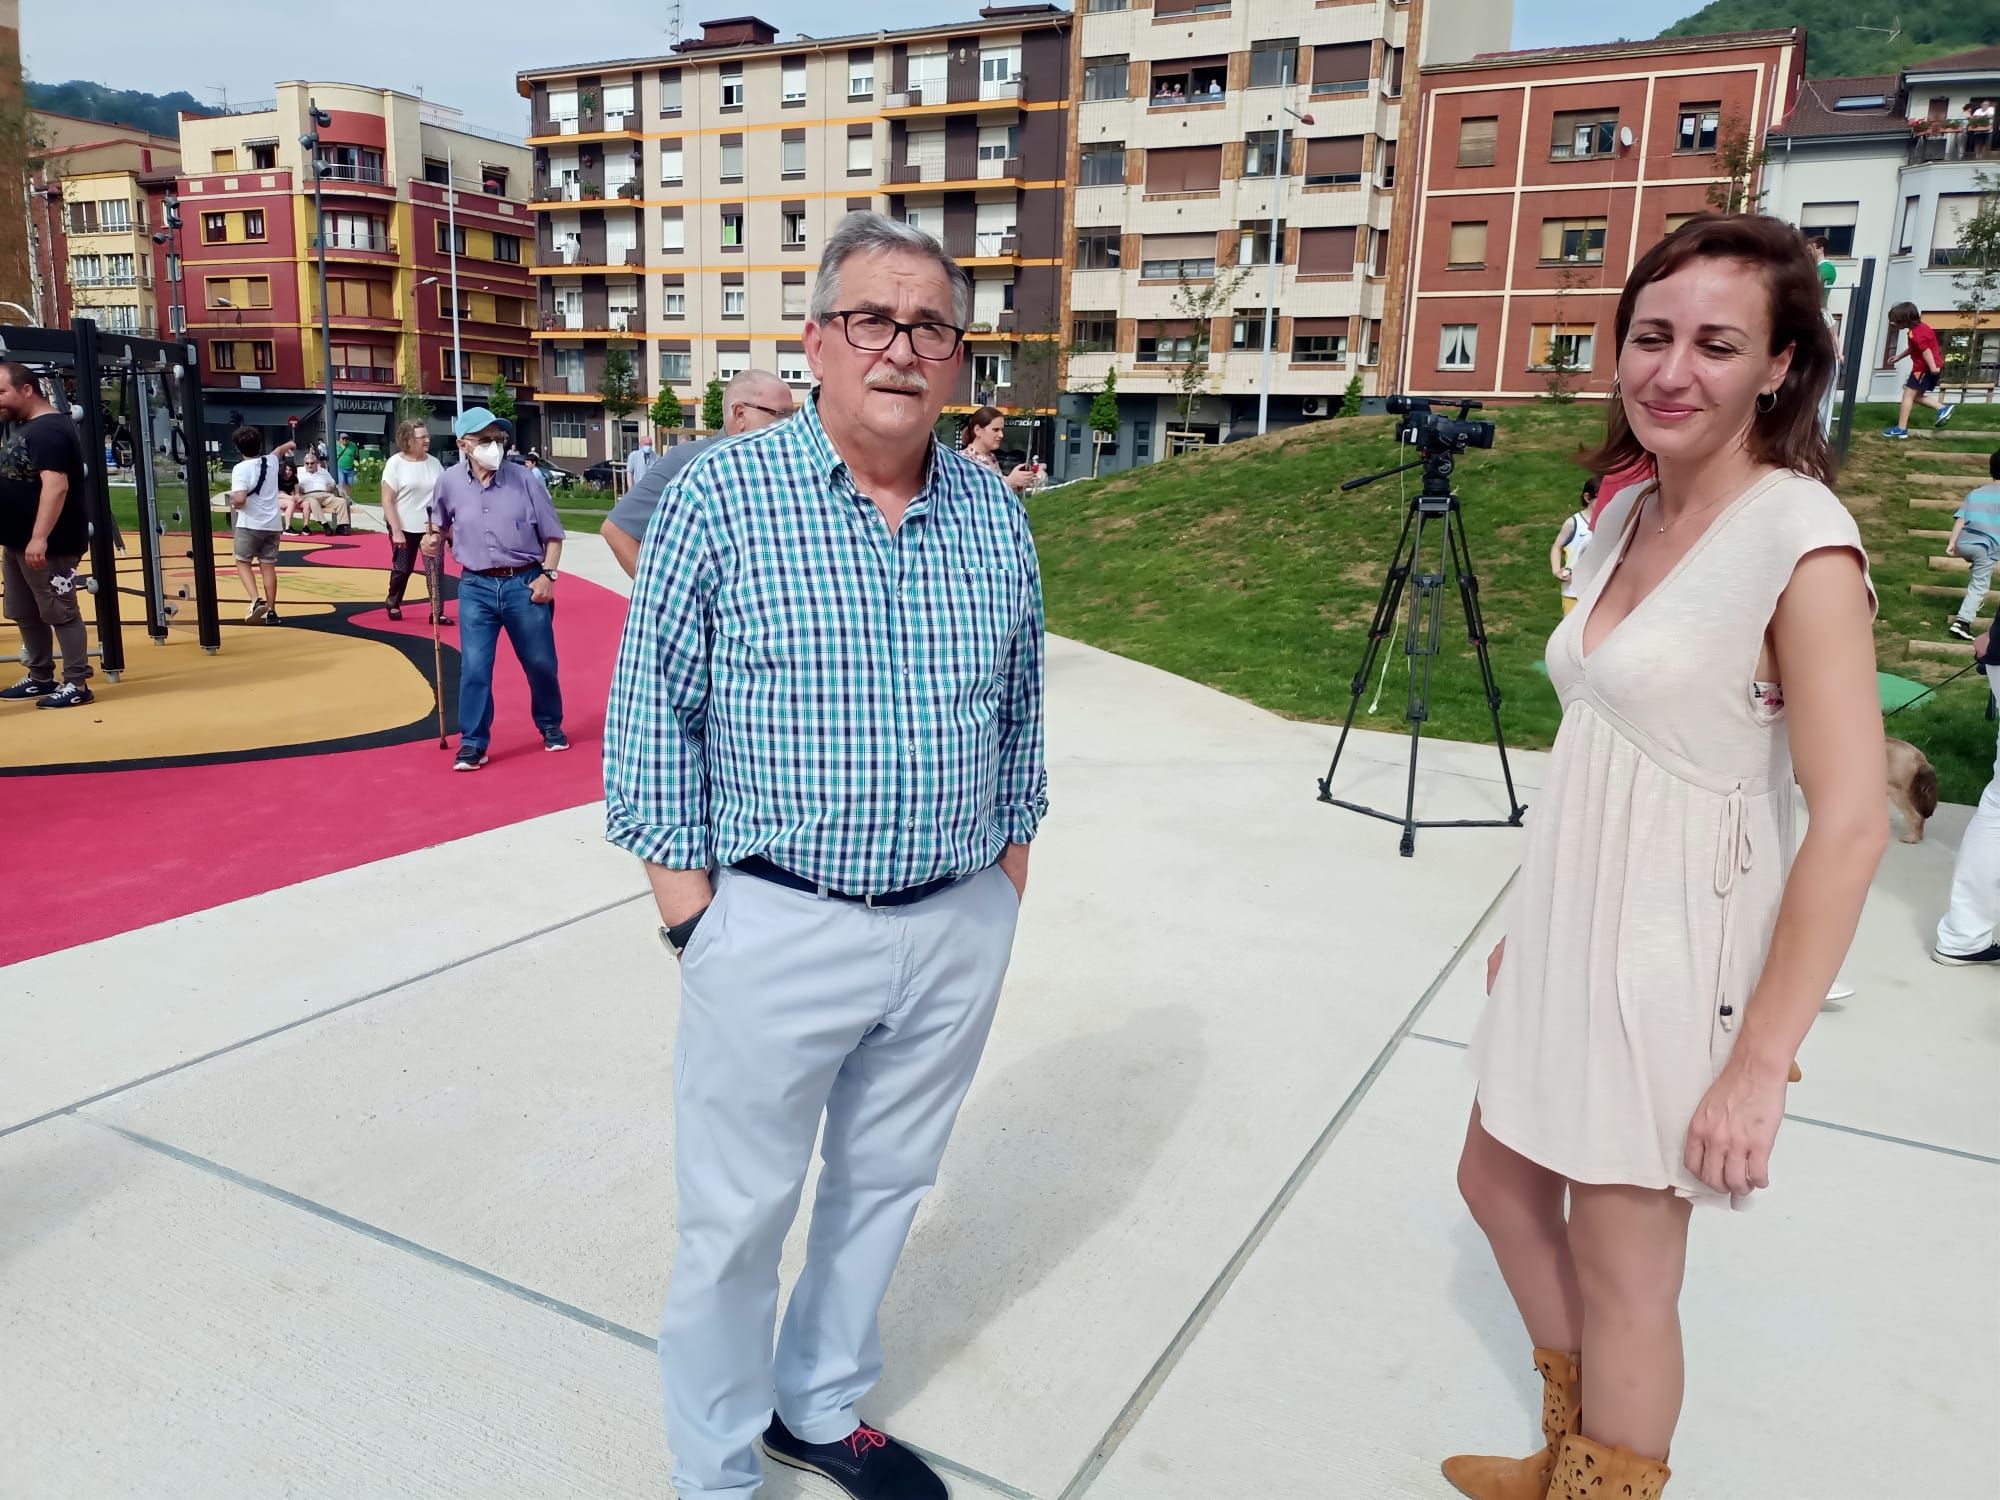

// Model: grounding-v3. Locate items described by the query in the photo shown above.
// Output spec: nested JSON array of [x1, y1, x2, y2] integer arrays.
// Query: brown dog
[[1887, 738, 1940, 843]]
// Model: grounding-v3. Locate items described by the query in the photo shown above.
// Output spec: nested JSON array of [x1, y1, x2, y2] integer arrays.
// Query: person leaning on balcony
[[1445, 214, 1885, 1500], [381, 419, 447, 623], [959, 403, 1036, 493], [604, 211, 1046, 1500]]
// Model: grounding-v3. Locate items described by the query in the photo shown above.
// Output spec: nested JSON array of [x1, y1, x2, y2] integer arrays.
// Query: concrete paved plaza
[[4, 540, 1995, 1499]]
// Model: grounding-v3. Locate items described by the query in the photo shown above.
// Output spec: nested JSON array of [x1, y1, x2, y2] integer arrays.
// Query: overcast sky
[[21, 0, 1710, 138]]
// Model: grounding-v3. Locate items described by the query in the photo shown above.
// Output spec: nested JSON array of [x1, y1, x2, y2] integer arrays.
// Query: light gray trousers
[[661, 863, 1020, 1500]]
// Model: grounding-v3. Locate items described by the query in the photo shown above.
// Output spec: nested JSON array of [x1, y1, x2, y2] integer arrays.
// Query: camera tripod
[[1317, 443, 1527, 857]]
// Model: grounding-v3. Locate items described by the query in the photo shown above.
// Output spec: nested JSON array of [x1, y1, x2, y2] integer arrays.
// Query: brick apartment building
[[1054, 0, 1512, 480], [23, 115, 181, 334], [1397, 29, 1805, 403], [173, 82, 534, 449], [517, 6, 1073, 470]]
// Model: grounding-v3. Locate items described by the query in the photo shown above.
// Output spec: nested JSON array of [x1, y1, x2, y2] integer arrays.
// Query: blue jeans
[[456, 571, 562, 752]]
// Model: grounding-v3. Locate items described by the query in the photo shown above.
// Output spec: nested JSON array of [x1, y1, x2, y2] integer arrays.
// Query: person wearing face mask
[[422, 406, 567, 769]]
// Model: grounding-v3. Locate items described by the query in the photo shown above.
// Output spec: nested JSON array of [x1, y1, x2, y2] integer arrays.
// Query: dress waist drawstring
[[1713, 785, 1755, 1032]]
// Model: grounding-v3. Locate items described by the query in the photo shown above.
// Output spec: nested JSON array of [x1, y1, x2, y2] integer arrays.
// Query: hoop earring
[[1610, 377, 1623, 400], [1756, 390, 1777, 414]]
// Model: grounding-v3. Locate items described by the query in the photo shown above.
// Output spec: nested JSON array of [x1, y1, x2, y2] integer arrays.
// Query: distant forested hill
[[1660, 0, 2000, 77], [27, 80, 222, 138]]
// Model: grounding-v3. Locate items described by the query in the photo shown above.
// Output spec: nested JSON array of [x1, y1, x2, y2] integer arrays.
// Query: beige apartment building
[[1056, 0, 1510, 480], [518, 6, 1073, 468]]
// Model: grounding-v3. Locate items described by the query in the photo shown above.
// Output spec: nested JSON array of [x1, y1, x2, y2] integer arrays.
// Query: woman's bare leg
[[1565, 1181, 1692, 1459], [1458, 1104, 1585, 1350]]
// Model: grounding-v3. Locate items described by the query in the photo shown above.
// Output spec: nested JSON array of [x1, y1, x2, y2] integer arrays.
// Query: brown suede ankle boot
[[1441, 1348, 1581, 1500], [1543, 1433, 1671, 1498]]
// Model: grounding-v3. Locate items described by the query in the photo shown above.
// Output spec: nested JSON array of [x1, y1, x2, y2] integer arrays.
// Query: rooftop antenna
[[665, 2, 683, 44], [1853, 13, 1903, 39]]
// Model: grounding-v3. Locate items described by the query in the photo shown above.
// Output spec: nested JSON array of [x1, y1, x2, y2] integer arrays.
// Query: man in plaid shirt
[[606, 212, 1048, 1500]]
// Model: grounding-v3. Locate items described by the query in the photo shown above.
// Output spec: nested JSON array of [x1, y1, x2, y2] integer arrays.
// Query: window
[[783, 280, 808, 317], [1798, 202, 1857, 258], [1134, 420, 1152, 460], [1244, 130, 1285, 178], [97, 200, 131, 231], [848, 133, 872, 175], [661, 208, 684, 252], [784, 210, 808, 246], [721, 64, 744, 109], [907, 47, 947, 102], [1084, 55, 1130, 101], [720, 139, 744, 179], [167, 253, 181, 284], [1137, 331, 1206, 364], [1551, 110, 1618, 161], [717, 353, 748, 382], [664, 288, 686, 318], [437, 223, 468, 256], [1532, 324, 1596, 371], [424, 157, 449, 184], [661, 145, 684, 184], [1457, 116, 1498, 168], [1664, 211, 1702, 234], [500, 355, 526, 383], [250, 143, 277, 170], [1071, 314, 1116, 352], [723, 287, 746, 317], [550, 87, 579, 127], [782, 136, 806, 176], [1146, 146, 1222, 194], [1384, 47, 1405, 98], [659, 69, 683, 115], [213, 341, 236, 370], [1304, 136, 1364, 187], [849, 52, 875, 98], [1676, 102, 1720, 153], [1439, 323, 1477, 369], [1310, 43, 1370, 96], [1250, 38, 1298, 89], [1086, 0, 1128, 9], [720, 210, 744, 247], [779, 352, 811, 386], [1142, 233, 1215, 280], [1447, 221, 1487, 267], [492, 233, 521, 264], [1898, 195, 1920, 255], [1298, 226, 1357, 275], [1080, 141, 1126, 187], [1237, 219, 1285, 266], [660, 350, 692, 383], [1378, 139, 1397, 189], [978, 124, 1018, 166], [169, 304, 185, 334], [549, 413, 588, 457], [1230, 310, 1272, 351], [604, 81, 635, 121], [1541, 216, 1608, 264], [1933, 194, 1988, 267], [783, 58, 807, 104], [980, 48, 1020, 97], [442, 347, 473, 380], [1293, 331, 1347, 363], [1364, 319, 1381, 366], [972, 352, 1012, 392]]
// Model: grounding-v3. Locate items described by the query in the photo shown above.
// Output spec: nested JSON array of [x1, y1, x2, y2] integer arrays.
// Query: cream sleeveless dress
[[1470, 470, 1875, 1203]]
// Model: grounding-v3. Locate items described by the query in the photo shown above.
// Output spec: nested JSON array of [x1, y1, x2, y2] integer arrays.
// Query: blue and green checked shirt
[[604, 395, 1048, 894]]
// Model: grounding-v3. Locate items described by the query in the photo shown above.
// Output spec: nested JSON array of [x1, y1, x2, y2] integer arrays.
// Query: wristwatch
[[660, 911, 703, 955], [541, 567, 560, 581]]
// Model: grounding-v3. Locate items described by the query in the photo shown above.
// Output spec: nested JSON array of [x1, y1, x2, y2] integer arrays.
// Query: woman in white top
[[380, 420, 447, 623], [959, 405, 1037, 493], [1548, 477, 1597, 615]]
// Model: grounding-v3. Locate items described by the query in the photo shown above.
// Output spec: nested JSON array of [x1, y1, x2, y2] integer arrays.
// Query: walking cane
[[425, 527, 448, 749]]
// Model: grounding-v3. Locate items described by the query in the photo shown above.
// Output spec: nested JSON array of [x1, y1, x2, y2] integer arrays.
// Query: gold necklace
[[1652, 484, 1732, 535]]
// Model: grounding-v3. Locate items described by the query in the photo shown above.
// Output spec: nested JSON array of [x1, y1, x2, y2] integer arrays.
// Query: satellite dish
[[1619, 125, 1635, 149]]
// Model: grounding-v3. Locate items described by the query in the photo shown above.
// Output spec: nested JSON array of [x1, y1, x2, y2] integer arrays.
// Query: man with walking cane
[[422, 406, 567, 770]]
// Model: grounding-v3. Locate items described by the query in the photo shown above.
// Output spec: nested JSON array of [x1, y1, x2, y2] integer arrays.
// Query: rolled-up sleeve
[[993, 521, 1049, 845], [604, 469, 715, 867]]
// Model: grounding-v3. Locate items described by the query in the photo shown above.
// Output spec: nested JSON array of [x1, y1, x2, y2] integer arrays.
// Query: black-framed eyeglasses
[[826, 309, 965, 361], [737, 401, 795, 421]]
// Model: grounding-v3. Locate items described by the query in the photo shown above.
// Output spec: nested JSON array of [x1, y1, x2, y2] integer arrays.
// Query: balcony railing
[[316, 162, 388, 185], [550, 370, 587, 394], [312, 233, 396, 254], [542, 311, 586, 330], [1907, 125, 1998, 166], [70, 273, 106, 287], [608, 308, 642, 333], [887, 153, 1022, 185], [886, 75, 1023, 109], [104, 272, 152, 288], [333, 364, 395, 383]]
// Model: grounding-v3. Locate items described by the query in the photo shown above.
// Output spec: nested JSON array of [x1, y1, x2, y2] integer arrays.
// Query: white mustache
[[866, 369, 929, 395]]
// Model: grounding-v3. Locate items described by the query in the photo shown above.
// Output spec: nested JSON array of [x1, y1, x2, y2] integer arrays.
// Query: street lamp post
[[1256, 61, 1313, 437], [420, 273, 465, 413], [447, 148, 464, 415], [300, 101, 337, 456], [151, 191, 185, 342]]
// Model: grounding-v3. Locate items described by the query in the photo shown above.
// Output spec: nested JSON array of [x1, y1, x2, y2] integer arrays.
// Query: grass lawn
[[1026, 398, 1999, 804]]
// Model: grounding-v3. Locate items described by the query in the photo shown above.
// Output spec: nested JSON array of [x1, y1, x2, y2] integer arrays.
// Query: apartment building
[[1765, 47, 2000, 401], [1055, 0, 1512, 481], [174, 83, 534, 447], [517, 6, 1072, 469], [21, 115, 180, 332], [1399, 30, 1804, 403]]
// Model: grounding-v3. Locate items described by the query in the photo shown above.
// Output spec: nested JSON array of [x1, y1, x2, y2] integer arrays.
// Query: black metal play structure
[[0, 315, 222, 679]]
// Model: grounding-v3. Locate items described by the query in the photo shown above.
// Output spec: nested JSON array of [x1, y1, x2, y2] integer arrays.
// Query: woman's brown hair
[[1583, 213, 1837, 485], [395, 418, 429, 454], [960, 405, 1004, 446]]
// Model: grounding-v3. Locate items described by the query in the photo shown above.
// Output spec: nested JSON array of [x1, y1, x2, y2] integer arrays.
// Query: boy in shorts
[[228, 426, 295, 622], [1883, 301, 1955, 438]]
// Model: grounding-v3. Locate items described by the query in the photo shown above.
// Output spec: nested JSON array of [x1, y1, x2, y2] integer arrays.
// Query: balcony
[[542, 310, 586, 331], [1907, 121, 1998, 166], [945, 231, 1020, 261], [333, 363, 396, 383], [887, 154, 1023, 187], [883, 76, 1024, 114], [316, 162, 388, 185], [311, 233, 397, 258]]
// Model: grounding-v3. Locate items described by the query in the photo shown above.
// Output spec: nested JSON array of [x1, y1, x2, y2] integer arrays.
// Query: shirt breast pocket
[[940, 565, 1021, 716]]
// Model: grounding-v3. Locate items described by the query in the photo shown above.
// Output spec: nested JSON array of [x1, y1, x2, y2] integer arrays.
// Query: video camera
[[1388, 395, 1497, 457]]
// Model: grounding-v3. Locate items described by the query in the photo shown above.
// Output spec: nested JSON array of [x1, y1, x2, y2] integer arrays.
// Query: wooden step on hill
[[1910, 639, 1977, 659]]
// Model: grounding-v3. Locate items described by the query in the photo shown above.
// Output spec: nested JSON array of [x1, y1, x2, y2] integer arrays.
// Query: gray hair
[[724, 368, 785, 405], [809, 211, 973, 330]]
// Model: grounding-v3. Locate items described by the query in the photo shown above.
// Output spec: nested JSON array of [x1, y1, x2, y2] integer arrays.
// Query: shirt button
[[906, 817, 916, 829]]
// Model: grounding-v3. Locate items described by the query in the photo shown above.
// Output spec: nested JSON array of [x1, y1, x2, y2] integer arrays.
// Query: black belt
[[732, 855, 960, 908], [469, 563, 541, 577]]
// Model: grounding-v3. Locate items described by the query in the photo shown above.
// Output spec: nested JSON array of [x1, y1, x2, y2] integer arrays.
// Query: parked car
[[581, 461, 617, 488], [533, 459, 577, 490]]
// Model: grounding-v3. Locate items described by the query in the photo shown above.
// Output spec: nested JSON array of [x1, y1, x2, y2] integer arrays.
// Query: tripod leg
[[1446, 504, 1528, 824], [1396, 505, 1450, 856], [1320, 496, 1420, 800]]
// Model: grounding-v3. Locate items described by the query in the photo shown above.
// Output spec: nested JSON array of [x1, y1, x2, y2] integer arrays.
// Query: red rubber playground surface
[[0, 534, 629, 967]]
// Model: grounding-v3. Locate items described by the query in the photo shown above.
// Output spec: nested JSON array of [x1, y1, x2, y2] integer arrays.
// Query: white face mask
[[471, 441, 504, 470]]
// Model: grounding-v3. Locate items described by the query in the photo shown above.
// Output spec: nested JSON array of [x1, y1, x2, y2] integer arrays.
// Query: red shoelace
[[844, 1425, 889, 1457]]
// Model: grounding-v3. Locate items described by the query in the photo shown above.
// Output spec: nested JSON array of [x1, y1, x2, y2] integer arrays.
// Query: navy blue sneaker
[[543, 729, 570, 753], [453, 746, 489, 772], [0, 676, 56, 700], [760, 1415, 945, 1500], [35, 682, 94, 709]]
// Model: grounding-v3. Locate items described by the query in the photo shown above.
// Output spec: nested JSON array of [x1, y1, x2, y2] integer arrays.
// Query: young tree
[[1337, 372, 1364, 418], [1705, 114, 1768, 215], [1946, 170, 2000, 400], [1088, 368, 1120, 478], [701, 376, 726, 433], [1164, 264, 1250, 447], [486, 373, 516, 421], [650, 386, 685, 434], [599, 342, 642, 423], [1541, 264, 1586, 403], [395, 347, 431, 425]]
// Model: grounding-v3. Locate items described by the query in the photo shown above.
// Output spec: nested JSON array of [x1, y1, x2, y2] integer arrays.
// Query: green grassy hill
[[1659, 1, 2000, 77], [1026, 401, 1996, 803]]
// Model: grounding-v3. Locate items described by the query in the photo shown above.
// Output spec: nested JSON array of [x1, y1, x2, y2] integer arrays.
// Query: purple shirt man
[[431, 455, 566, 572]]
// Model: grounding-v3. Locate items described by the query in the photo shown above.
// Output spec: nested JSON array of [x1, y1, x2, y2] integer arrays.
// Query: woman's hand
[[1485, 938, 1505, 995], [1005, 462, 1036, 492], [1684, 1056, 1789, 1196], [1556, 566, 1572, 583], [390, 529, 406, 546]]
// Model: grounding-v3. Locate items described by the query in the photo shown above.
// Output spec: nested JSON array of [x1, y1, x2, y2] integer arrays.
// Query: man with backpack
[[229, 425, 296, 623]]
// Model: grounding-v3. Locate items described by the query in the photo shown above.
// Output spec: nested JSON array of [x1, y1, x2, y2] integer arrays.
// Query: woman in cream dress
[[1442, 216, 1887, 1499]]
